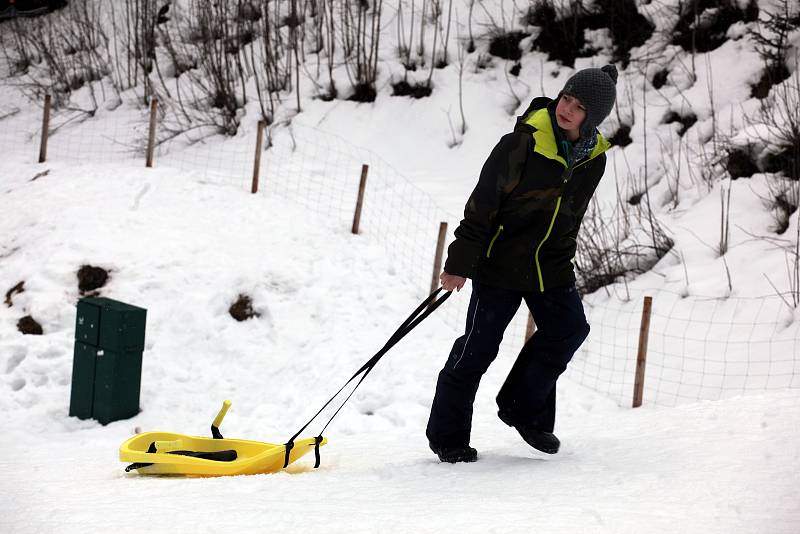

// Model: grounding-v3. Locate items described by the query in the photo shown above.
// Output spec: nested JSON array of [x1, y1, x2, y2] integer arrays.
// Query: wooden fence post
[[145, 98, 158, 168], [38, 94, 51, 163], [632, 295, 653, 408], [251, 120, 266, 194], [430, 222, 448, 295], [525, 313, 537, 342], [352, 164, 368, 234]]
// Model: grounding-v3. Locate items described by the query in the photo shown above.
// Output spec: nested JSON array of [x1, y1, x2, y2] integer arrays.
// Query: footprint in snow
[[32, 373, 49, 387], [131, 183, 151, 211], [10, 377, 26, 391], [36, 347, 63, 360], [6, 346, 27, 373]]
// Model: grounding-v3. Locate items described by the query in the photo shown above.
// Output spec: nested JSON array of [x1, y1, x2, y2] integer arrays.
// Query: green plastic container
[[68, 342, 99, 420], [70, 297, 147, 424], [75, 300, 101, 346], [92, 347, 144, 425], [75, 297, 146, 352]]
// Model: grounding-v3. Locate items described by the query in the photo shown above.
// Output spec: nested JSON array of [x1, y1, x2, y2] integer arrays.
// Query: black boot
[[429, 443, 478, 463], [498, 409, 560, 454]]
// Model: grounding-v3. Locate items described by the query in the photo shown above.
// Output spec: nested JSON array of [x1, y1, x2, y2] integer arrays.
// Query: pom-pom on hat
[[559, 64, 618, 139]]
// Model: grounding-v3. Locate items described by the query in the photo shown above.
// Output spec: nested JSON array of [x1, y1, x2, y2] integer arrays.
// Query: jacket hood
[[514, 96, 553, 132], [513, 97, 610, 168]]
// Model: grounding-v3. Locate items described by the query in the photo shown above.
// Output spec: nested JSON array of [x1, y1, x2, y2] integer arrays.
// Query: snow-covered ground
[[2, 0, 800, 532], [1, 160, 798, 533]]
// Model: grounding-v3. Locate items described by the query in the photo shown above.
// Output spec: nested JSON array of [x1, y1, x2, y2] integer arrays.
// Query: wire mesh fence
[[46, 105, 151, 163], [571, 289, 800, 406], [3, 98, 799, 408], [0, 102, 40, 160]]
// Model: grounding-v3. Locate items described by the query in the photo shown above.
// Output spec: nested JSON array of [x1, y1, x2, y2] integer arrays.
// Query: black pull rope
[[283, 288, 452, 468], [316, 289, 451, 436]]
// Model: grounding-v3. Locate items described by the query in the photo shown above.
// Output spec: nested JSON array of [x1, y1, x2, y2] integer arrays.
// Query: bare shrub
[[608, 124, 632, 147], [488, 31, 527, 61], [763, 176, 800, 235], [723, 145, 759, 179], [749, 0, 795, 99], [525, 0, 653, 67], [525, 0, 585, 68], [575, 195, 674, 296], [392, 80, 433, 98], [2, 1, 111, 113], [580, 0, 655, 67], [762, 189, 800, 309], [756, 61, 800, 182], [341, 0, 384, 102], [186, 0, 248, 134], [662, 110, 697, 137], [151, 0, 253, 141], [250, 0, 292, 122], [109, 0, 160, 104], [671, 0, 759, 54]]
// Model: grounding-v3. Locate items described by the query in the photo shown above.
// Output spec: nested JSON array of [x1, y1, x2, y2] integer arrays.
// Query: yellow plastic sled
[[119, 401, 327, 477]]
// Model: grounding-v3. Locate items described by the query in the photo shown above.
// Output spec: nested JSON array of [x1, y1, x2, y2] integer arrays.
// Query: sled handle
[[213, 400, 232, 428], [155, 440, 183, 451]]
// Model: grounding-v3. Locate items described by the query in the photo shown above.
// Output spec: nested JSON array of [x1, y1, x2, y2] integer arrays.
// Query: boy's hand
[[440, 272, 466, 292]]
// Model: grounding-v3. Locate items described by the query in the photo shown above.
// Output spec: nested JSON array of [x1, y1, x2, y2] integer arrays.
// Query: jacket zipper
[[533, 156, 597, 290], [534, 197, 562, 291], [486, 225, 504, 258], [572, 156, 595, 172]]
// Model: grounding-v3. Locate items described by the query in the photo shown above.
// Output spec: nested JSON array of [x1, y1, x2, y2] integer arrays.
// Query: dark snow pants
[[426, 280, 590, 449]]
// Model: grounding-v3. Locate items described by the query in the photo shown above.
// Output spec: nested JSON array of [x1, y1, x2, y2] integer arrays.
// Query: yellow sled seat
[[119, 402, 327, 477], [120, 432, 327, 476]]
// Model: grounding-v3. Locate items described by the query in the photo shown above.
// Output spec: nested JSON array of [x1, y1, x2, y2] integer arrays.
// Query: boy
[[427, 65, 618, 463]]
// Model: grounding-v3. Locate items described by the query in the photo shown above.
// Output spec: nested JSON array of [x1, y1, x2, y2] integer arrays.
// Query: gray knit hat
[[559, 64, 618, 139]]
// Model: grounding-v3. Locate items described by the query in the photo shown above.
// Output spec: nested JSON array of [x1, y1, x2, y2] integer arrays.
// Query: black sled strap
[[283, 288, 451, 467]]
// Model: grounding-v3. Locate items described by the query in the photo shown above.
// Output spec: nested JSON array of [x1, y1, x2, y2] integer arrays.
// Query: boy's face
[[555, 94, 587, 138]]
